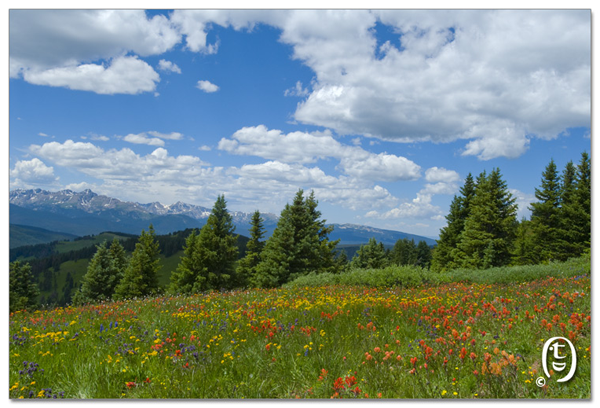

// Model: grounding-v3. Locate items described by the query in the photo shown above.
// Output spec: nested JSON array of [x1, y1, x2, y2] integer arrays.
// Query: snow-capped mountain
[[9, 188, 436, 246]]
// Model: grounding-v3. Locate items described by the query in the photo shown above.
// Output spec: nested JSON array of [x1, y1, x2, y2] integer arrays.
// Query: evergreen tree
[[254, 208, 296, 288], [113, 225, 161, 300], [195, 195, 239, 290], [415, 240, 432, 269], [431, 173, 476, 272], [454, 168, 518, 269], [529, 158, 561, 262], [391, 238, 418, 266], [10, 261, 40, 312], [512, 218, 537, 265], [350, 238, 389, 269], [236, 210, 266, 287], [254, 190, 339, 287], [304, 191, 340, 274], [169, 230, 207, 294], [555, 160, 578, 259], [109, 238, 128, 275], [569, 151, 591, 255], [73, 241, 124, 304]]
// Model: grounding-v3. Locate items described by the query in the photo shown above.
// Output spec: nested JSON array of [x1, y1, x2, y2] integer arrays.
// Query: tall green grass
[[285, 255, 590, 289]]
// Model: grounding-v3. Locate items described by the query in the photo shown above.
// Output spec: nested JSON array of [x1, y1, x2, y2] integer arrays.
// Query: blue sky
[[8, 9, 591, 238]]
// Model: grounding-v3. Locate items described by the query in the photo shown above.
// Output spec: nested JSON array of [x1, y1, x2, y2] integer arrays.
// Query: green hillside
[[9, 224, 78, 249]]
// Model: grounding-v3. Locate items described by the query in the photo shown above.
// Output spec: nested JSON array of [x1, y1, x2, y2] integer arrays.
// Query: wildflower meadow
[[8, 258, 590, 399]]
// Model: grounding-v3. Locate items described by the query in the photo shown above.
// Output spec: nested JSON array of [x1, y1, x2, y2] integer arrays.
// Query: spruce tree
[[415, 240, 432, 269], [9, 261, 40, 312], [512, 218, 537, 265], [236, 210, 266, 287], [73, 241, 124, 304], [113, 225, 161, 300], [454, 168, 518, 269], [109, 238, 128, 276], [570, 151, 591, 255], [350, 238, 389, 269], [431, 173, 476, 272], [555, 160, 578, 259], [529, 158, 561, 262], [254, 208, 296, 287], [195, 195, 239, 290], [254, 189, 339, 287], [169, 230, 207, 294], [392, 238, 418, 266]]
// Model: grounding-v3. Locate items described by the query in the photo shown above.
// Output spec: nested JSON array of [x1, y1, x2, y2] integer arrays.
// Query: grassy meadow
[[9, 257, 590, 399]]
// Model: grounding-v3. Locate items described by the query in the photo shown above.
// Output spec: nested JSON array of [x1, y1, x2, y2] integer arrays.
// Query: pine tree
[[350, 238, 389, 269], [454, 168, 518, 269], [10, 261, 40, 312], [113, 225, 161, 300], [169, 230, 207, 294], [236, 210, 266, 287], [431, 173, 476, 272], [529, 159, 561, 262], [73, 241, 124, 304], [195, 195, 239, 290]]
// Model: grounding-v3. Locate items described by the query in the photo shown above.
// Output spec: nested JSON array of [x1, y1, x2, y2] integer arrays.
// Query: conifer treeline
[[431, 152, 591, 272]]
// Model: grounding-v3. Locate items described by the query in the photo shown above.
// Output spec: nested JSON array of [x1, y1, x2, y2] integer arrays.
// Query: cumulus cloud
[[510, 188, 536, 220], [148, 131, 184, 140], [157, 59, 181, 74], [123, 133, 165, 146], [196, 80, 220, 93], [218, 125, 421, 182], [425, 167, 461, 183], [169, 10, 589, 159], [10, 10, 179, 94], [21, 56, 160, 95], [29, 140, 210, 182], [366, 192, 443, 220], [10, 158, 58, 188]]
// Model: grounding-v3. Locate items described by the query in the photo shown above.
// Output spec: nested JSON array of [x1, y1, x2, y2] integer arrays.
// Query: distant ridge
[[9, 189, 436, 246]]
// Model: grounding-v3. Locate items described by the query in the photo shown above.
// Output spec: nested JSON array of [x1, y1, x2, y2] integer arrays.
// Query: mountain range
[[9, 189, 437, 247]]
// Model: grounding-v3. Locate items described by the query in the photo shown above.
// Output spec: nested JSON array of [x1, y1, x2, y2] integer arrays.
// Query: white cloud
[[10, 158, 58, 188], [198, 145, 211, 151], [284, 81, 309, 97], [123, 133, 165, 147], [510, 188, 536, 220], [10, 10, 180, 94], [425, 167, 460, 183], [21, 56, 160, 95], [157, 59, 181, 74], [218, 125, 421, 182], [218, 125, 343, 164], [147, 131, 184, 140], [366, 192, 443, 220], [38, 132, 49, 137], [29, 140, 210, 183], [171, 10, 589, 159], [229, 161, 339, 186], [196, 80, 219, 93]]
